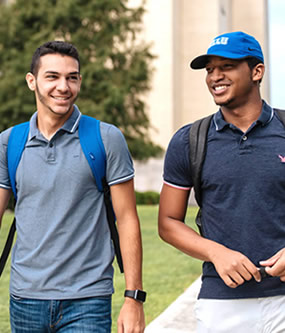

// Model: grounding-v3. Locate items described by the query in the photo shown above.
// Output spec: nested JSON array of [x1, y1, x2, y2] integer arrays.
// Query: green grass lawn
[[0, 206, 201, 332]]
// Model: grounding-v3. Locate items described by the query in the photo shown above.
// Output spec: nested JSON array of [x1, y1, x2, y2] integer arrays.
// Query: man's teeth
[[215, 86, 226, 91], [54, 97, 68, 100]]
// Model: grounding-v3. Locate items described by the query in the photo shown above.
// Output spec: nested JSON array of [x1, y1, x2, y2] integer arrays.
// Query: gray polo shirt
[[0, 105, 134, 299]]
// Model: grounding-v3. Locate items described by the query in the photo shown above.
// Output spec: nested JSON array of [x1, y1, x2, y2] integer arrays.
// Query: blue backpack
[[0, 115, 124, 276]]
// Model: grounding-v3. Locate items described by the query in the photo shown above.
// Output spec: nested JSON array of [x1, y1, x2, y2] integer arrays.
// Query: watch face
[[124, 289, 147, 302], [136, 290, 146, 302]]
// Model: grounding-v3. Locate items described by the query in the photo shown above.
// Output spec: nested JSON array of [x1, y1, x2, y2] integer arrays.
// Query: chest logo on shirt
[[278, 155, 285, 163]]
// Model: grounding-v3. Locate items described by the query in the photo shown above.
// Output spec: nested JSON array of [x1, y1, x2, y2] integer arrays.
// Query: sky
[[268, 0, 285, 108]]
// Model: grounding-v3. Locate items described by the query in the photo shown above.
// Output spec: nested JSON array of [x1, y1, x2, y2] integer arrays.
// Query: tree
[[0, 0, 162, 160]]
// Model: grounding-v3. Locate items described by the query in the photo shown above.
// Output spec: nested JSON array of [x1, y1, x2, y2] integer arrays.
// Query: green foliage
[[0, 0, 162, 160], [135, 190, 160, 205]]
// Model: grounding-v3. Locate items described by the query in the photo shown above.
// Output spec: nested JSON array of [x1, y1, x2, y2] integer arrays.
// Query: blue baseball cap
[[190, 31, 264, 69]]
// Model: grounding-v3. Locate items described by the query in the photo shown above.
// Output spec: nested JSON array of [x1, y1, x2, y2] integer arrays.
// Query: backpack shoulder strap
[[7, 122, 30, 200], [189, 114, 213, 236], [274, 108, 285, 126], [189, 114, 213, 207], [78, 115, 106, 192], [78, 115, 124, 273], [1, 122, 29, 277]]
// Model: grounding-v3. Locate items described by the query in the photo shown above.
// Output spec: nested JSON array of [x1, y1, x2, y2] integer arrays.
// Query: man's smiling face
[[205, 56, 255, 109], [26, 53, 82, 118]]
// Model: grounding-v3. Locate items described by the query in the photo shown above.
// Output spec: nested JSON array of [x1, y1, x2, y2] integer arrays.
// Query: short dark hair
[[30, 41, 80, 76], [245, 56, 263, 70]]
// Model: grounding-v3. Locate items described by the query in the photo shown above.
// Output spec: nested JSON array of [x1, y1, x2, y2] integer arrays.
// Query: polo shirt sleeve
[[100, 122, 134, 186], [163, 124, 193, 190], [0, 128, 12, 190]]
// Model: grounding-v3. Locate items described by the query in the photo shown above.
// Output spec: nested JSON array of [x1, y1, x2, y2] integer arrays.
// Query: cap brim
[[190, 55, 210, 69]]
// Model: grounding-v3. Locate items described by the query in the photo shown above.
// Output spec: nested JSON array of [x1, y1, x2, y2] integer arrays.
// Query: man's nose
[[57, 78, 69, 91], [210, 68, 224, 81]]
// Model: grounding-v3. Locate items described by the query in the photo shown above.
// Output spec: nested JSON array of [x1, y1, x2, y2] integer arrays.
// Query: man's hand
[[158, 184, 262, 289], [260, 248, 285, 281], [210, 245, 261, 288], [117, 298, 145, 333]]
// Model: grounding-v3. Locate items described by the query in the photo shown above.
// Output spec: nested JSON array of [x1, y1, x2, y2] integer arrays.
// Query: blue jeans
[[10, 294, 112, 333]]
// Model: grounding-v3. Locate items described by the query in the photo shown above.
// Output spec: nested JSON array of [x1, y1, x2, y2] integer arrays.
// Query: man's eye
[[223, 64, 234, 69], [206, 67, 213, 73]]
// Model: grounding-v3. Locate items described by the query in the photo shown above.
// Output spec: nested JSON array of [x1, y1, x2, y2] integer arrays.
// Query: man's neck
[[37, 108, 73, 141], [221, 99, 263, 133]]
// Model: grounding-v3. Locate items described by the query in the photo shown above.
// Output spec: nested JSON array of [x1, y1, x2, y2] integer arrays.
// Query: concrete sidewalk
[[145, 277, 201, 332]]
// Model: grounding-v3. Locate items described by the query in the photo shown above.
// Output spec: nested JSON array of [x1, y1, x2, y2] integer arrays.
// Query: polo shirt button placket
[[239, 135, 249, 152], [47, 141, 55, 162]]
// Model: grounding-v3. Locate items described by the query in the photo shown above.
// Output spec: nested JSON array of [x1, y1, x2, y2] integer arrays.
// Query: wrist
[[206, 240, 226, 263], [124, 296, 144, 307]]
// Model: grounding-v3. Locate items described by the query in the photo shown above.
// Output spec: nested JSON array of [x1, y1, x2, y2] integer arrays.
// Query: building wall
[[175, 0, 221, 130], [137, 0, 175, 148]]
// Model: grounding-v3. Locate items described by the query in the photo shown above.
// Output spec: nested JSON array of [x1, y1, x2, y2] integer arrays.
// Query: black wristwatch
[[124, 289, 147, 303]]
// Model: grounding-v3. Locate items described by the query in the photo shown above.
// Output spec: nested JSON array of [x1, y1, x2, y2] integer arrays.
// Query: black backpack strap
[[274, 108, 285, 126], [0, 217, 16, 277], [102, 177, 124, 273], [189, 114, 213, 235], [189, 114, 213, 206]]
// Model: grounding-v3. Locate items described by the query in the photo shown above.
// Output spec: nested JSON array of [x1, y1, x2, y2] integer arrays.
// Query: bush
[[135, 191, 160, 205]]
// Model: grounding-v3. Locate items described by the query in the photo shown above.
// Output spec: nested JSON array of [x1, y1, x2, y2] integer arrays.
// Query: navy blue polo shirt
[[164, 101, 285, 299]]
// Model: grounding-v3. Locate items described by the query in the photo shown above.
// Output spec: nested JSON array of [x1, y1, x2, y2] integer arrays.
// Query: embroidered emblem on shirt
[[278, 155, 285, 163]]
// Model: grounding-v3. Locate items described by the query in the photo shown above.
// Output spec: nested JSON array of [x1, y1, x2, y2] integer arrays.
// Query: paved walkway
[[145, 277, 201, 332]]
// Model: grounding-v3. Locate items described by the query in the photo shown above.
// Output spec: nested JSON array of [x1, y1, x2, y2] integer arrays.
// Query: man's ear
[[26, 72, 36, 91], [252, 63, 265, 83]]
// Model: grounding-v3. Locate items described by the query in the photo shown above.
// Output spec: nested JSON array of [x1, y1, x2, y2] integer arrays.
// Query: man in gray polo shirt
[[0, 41, 145, 332]]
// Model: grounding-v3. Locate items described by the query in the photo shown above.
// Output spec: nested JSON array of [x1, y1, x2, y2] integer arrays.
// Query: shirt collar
[[28, 105, 82, 140], [213, 100, 274, 132]]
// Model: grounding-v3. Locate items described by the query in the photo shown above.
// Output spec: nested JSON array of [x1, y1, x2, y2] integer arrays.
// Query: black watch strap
[[124, 289, 146, 303]]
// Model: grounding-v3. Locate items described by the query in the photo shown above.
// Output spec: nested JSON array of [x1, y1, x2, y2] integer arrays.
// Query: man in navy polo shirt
[[159, 31, 285, 331], [0, 41, 145, 332]]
